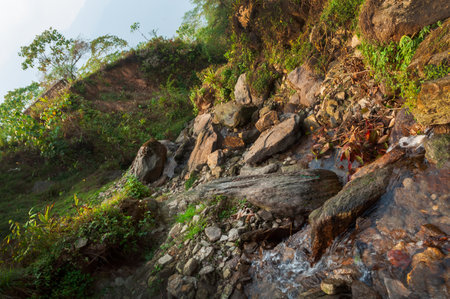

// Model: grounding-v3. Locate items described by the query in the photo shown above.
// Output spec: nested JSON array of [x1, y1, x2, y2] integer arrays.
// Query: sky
[[0, 0, 194, 102]]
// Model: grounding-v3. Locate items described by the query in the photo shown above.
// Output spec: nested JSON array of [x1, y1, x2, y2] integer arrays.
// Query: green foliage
[[176, 204, 205, 224], [320, 0, 364, 31], [19, 28, 89, 82], [184, 218, 207, 240], [360, 25, 437, 109], [184, 173, 198, 190], [424, 63, 450, 80], [123, 175, 150, 199], [247, 62, 280, 97]]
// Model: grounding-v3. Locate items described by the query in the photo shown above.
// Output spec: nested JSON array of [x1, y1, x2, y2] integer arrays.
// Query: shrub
[[123, 175, 150, 199]]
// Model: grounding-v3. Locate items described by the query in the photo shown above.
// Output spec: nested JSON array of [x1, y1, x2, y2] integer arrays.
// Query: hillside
[[1, 0, 449, 298]]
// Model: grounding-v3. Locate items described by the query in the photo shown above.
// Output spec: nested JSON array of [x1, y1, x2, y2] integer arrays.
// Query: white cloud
[[0, 0, 87, 66]]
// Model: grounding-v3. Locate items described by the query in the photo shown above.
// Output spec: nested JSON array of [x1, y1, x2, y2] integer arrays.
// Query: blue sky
[[0, 0, 194, 102]]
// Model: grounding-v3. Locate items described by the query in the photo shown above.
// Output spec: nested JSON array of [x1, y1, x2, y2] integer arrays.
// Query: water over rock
[[309, 167, 392, 261]]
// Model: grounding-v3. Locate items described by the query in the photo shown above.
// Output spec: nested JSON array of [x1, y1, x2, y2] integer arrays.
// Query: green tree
[[19, 28, 89, 83]]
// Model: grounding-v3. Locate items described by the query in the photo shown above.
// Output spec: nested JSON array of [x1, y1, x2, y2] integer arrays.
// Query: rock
[[257, 210, 273, 221], [158, 254, 173, 266], [411, 247, 445, 268], [287, 65, 322, 107], [239, 129, 260, 145], [239, 163, 279, 176], [207, 150, 224, 170], [169, 223, 183, 239], [176, 169, 341, 217], [303, 114, 320, 132], [320, 278, 349, 295], [414, 75, 450, 126], [130, 139, 167, 184], [228, 229, 239, 242], [255, 110, 278, 132], [74, 237, 88, 249], [199, 265, 215, 276], [188, 125, 222, 172], [223, 136, 245, 150], [214, 101, 256, 128], [408, 18, 450, 79], [243, 114, 301, 165], [193, 113, 212, 137], [359, 0, 450, 43], [389, 109, 417, 146], [351, 149, 404, 180], [351, 281, 380, 299], [32, 180, 54, 194], [167, 274, 196, 299], [387, 249, 411, 269], [183, 258, 199, 276], [205, 226, 222, 242], [195, 246, 214, 262], [309, 167, 392, 261], [424, 134, 450, 166], [383, 278, 411, 299], [298, 288, 327, 299], [234, 74, 252, 106]]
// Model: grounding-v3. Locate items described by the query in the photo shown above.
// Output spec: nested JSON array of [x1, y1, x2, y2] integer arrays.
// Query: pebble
[[228, 228, 239, 242], [205, 226, 222, 242]]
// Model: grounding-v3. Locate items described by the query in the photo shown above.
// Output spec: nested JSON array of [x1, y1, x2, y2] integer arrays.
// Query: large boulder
[[309, 167, 392, 261], [187, 125, 222, 172], [193, 113, 212, 137], [175, 169, 342, 217], [213, 101, 256, 128], [287, 65, 322, 107], [408, 18, 450, 79], [413, 75, 450, 126], [243, 114, 301, 164], [424, 133, 450, 167], [130, 139, 167, 184], [359, 0, 450, 44], [234, 73, 252, 106]]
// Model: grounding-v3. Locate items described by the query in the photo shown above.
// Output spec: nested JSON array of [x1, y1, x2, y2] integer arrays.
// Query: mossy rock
[[424, 134, 450, 167]]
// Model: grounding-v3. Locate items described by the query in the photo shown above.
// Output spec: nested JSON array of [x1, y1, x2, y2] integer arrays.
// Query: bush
[[123, 175, 150, 199]]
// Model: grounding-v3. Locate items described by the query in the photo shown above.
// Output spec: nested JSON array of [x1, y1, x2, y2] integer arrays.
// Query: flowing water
[[245, 162, 449, 298]]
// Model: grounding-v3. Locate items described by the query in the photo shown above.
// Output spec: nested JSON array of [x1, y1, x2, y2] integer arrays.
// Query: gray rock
[[74, 237, 88, 249], [234, 73, 252, 106], [424, 134, 450, 167], [183, 258, 199, 276], [158, 254, 173, 266], [130, 139, 167, 184], [32, 180, 54, 194], [193, 113, 213, 137], [198, 265, 215, 276], [175, 169, 341, 217], [243, 114, 301, 165], [195, 246, 214, 262], [228, 228, 239, 242], [287, 65, 322, 107], [352, 281, 381, 299], [167, 274, 197, 299], [205, 226, 222, 242], [214, 101, 256, 128], [309, 167, 392, 261], [239, 163, 278, 176]]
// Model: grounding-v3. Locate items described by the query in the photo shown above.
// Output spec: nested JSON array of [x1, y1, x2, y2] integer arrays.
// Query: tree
[[19, 28, 89, 83], [79, 34, 128, 75], [177, 0, 232, 63]]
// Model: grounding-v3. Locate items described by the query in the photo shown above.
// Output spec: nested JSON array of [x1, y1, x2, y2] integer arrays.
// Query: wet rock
[[287, 65, 322, 107], [359, 0, 450, 43], [243, 114, 302, 165], [130, 139, 167, 184], [298, 288, 327, 299], [234, 74, 252, 106], [255, 110, 278, 132], [158, 254, 174, 266], [205, 226, 222, 242], [424, 134, 450, 167], [411, 247, 445, 268], [352, 149, 404, 180], [320, 278, 349, 295], [239, 163, 278, 176], [207, 150, 224, 170], [183, 258, 199, 276], [387, 249, 411, 269], [351, 281, 381, 299], [414, 75, 450, 126], [177, 169, 341, 217], [309, 167, 392, 261], [214, 101, 256, 128], [383, 278, 411, 299], [389, 108, 417, 146], [188, 125, 222, 172], [407, 252, 447, 298]]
